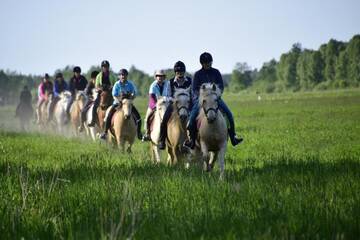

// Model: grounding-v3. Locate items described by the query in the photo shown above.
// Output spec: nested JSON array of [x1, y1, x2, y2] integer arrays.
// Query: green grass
[[0, 90, 360, 239]]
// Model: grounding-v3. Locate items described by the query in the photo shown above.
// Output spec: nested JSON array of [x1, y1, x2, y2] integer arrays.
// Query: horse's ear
[[212, 84, 216, 91], [202, 84, 206, 90]]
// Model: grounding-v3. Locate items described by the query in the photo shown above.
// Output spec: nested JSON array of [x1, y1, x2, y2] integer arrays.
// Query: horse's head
[[199, 83, 221, 123], [76, 91, 88, 109], [173, 87, 191, 122], [60, 91, 73, 103], [156, 96, 169, 120], [121, 94, 134, 119], [100, 88, 113, 110]]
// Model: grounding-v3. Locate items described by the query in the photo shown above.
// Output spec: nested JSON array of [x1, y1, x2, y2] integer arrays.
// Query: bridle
[[202, 93, 220, 120], [175, 92, 190, 117]]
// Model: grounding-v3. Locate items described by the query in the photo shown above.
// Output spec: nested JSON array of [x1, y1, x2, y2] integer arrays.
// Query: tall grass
[[0, 90, 359, 239]]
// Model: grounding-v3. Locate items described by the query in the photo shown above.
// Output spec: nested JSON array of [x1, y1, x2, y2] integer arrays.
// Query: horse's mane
[[60, 91, 72, 99], [199, 83, 221, 104], [174, 87, 191, 99], [156, 96, 168, 107], [76, 91, 87, 100]]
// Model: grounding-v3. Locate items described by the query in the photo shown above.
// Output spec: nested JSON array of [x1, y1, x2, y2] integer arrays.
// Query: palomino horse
[[16, 102, 33, 131], [108, 93, 137, 153], [150, 96, 169, 163], [166, 88, 191, 166], [53, 91, 73, 133], [86, 88, 112, 141], [70, 91, 88, 136], [195, 83, 228, 180]]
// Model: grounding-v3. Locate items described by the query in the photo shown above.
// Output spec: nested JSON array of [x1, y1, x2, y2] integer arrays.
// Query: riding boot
[[158, 121, 167, 150], [228, 127, 243, 146], [99, 105, 117, 140], [136, 119, 143, 140]]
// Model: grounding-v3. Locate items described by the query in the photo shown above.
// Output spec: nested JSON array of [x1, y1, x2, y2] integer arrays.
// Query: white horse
[[150, 96, 169, 163], [195, 83, 228, 180], [53, 91, 73, 133]]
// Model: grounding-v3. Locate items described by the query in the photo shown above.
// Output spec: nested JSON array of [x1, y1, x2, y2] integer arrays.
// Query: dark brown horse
[[97, 88, 113, 130]]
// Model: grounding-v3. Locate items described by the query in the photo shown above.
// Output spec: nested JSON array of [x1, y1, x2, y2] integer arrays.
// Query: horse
[[37, 92, 52, 130], [53, 91, 73, 133], [166, 87, 191, 166], [195, 83, 228, 180], [16, 102, 33, 131], [70, 91, 88, 136], [150, 96, 169, 163], [86, 88, 112, 141], [108, 93, 137, 153]]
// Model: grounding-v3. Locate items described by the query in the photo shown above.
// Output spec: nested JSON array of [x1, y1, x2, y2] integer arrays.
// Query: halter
[[175, 92, 191, 117]]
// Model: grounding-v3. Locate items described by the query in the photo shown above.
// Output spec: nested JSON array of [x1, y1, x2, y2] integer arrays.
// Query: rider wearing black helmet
[[69, 66, 87, 96], [158, 61, 192, 149], [88, 60, 117, 127], [183, 52, 243, 149]]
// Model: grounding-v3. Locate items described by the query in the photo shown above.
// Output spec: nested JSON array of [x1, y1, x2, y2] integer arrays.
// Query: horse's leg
[[218, 145, 227, 180], [153, 145, 161, 164], [200, 141, 210, 172], [210, 152, 218, 170], [126, 142, 132, 154], [166, 147, 172, 165], [172, 147, 178, 165]]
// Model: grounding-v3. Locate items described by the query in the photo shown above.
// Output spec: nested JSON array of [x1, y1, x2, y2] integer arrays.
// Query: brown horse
[[195, 83, 228, 180], [86, 88, 112, 141], [166, 88, 191, 166], [70, 91, 88, 136], [108, 95, 137, 153], [97, 89, 113, 130]]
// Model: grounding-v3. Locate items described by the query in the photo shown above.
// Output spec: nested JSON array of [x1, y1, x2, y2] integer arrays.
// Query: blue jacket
[[112, 80, 137, 104], [54, 80, 68, 97], [192, 67, 224, 101]]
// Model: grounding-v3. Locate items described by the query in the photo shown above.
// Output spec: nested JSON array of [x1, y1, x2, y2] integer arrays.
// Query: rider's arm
[[95, 73, 102, 89]]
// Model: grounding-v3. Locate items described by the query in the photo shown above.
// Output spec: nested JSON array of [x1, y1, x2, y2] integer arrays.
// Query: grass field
[[0, 90, 359, 239]]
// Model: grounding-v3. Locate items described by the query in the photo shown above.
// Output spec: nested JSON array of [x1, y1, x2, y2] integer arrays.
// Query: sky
[[0, 0, 359, 75]]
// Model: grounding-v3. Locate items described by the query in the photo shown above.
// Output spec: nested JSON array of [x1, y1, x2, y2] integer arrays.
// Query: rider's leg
[[218, 99, 243, 146], [131, 106, 143, 140], [158, 105, 173, 149], [183, 102, 199, 149], [88, 91, 101, 127], [99, 104, 118, 139]]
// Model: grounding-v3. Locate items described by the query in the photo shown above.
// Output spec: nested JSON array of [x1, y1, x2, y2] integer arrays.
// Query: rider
[[36, 73, 53, 124], [15, 85, 33, 118], [99, 69, 142, 140], [88, 60, 117, 127], [142, 69, 170, 141], [48, 72, 68, 122], [67, 66, 88, 117], [68, 66, 88, 96], [78, 70, 99, 132], [183, 52, 243, 149], [158, 61, 192, 149]]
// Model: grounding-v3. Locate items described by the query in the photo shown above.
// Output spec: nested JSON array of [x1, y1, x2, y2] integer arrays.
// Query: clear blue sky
[[0, 0, 359, 75]]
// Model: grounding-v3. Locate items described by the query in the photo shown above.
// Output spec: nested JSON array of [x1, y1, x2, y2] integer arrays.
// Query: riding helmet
[[174, 61, 186, 73]]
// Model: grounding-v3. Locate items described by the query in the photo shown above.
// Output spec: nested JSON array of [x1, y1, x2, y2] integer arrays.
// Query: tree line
[[0, 35, 359, 104], [229, 34, 360, 93]]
